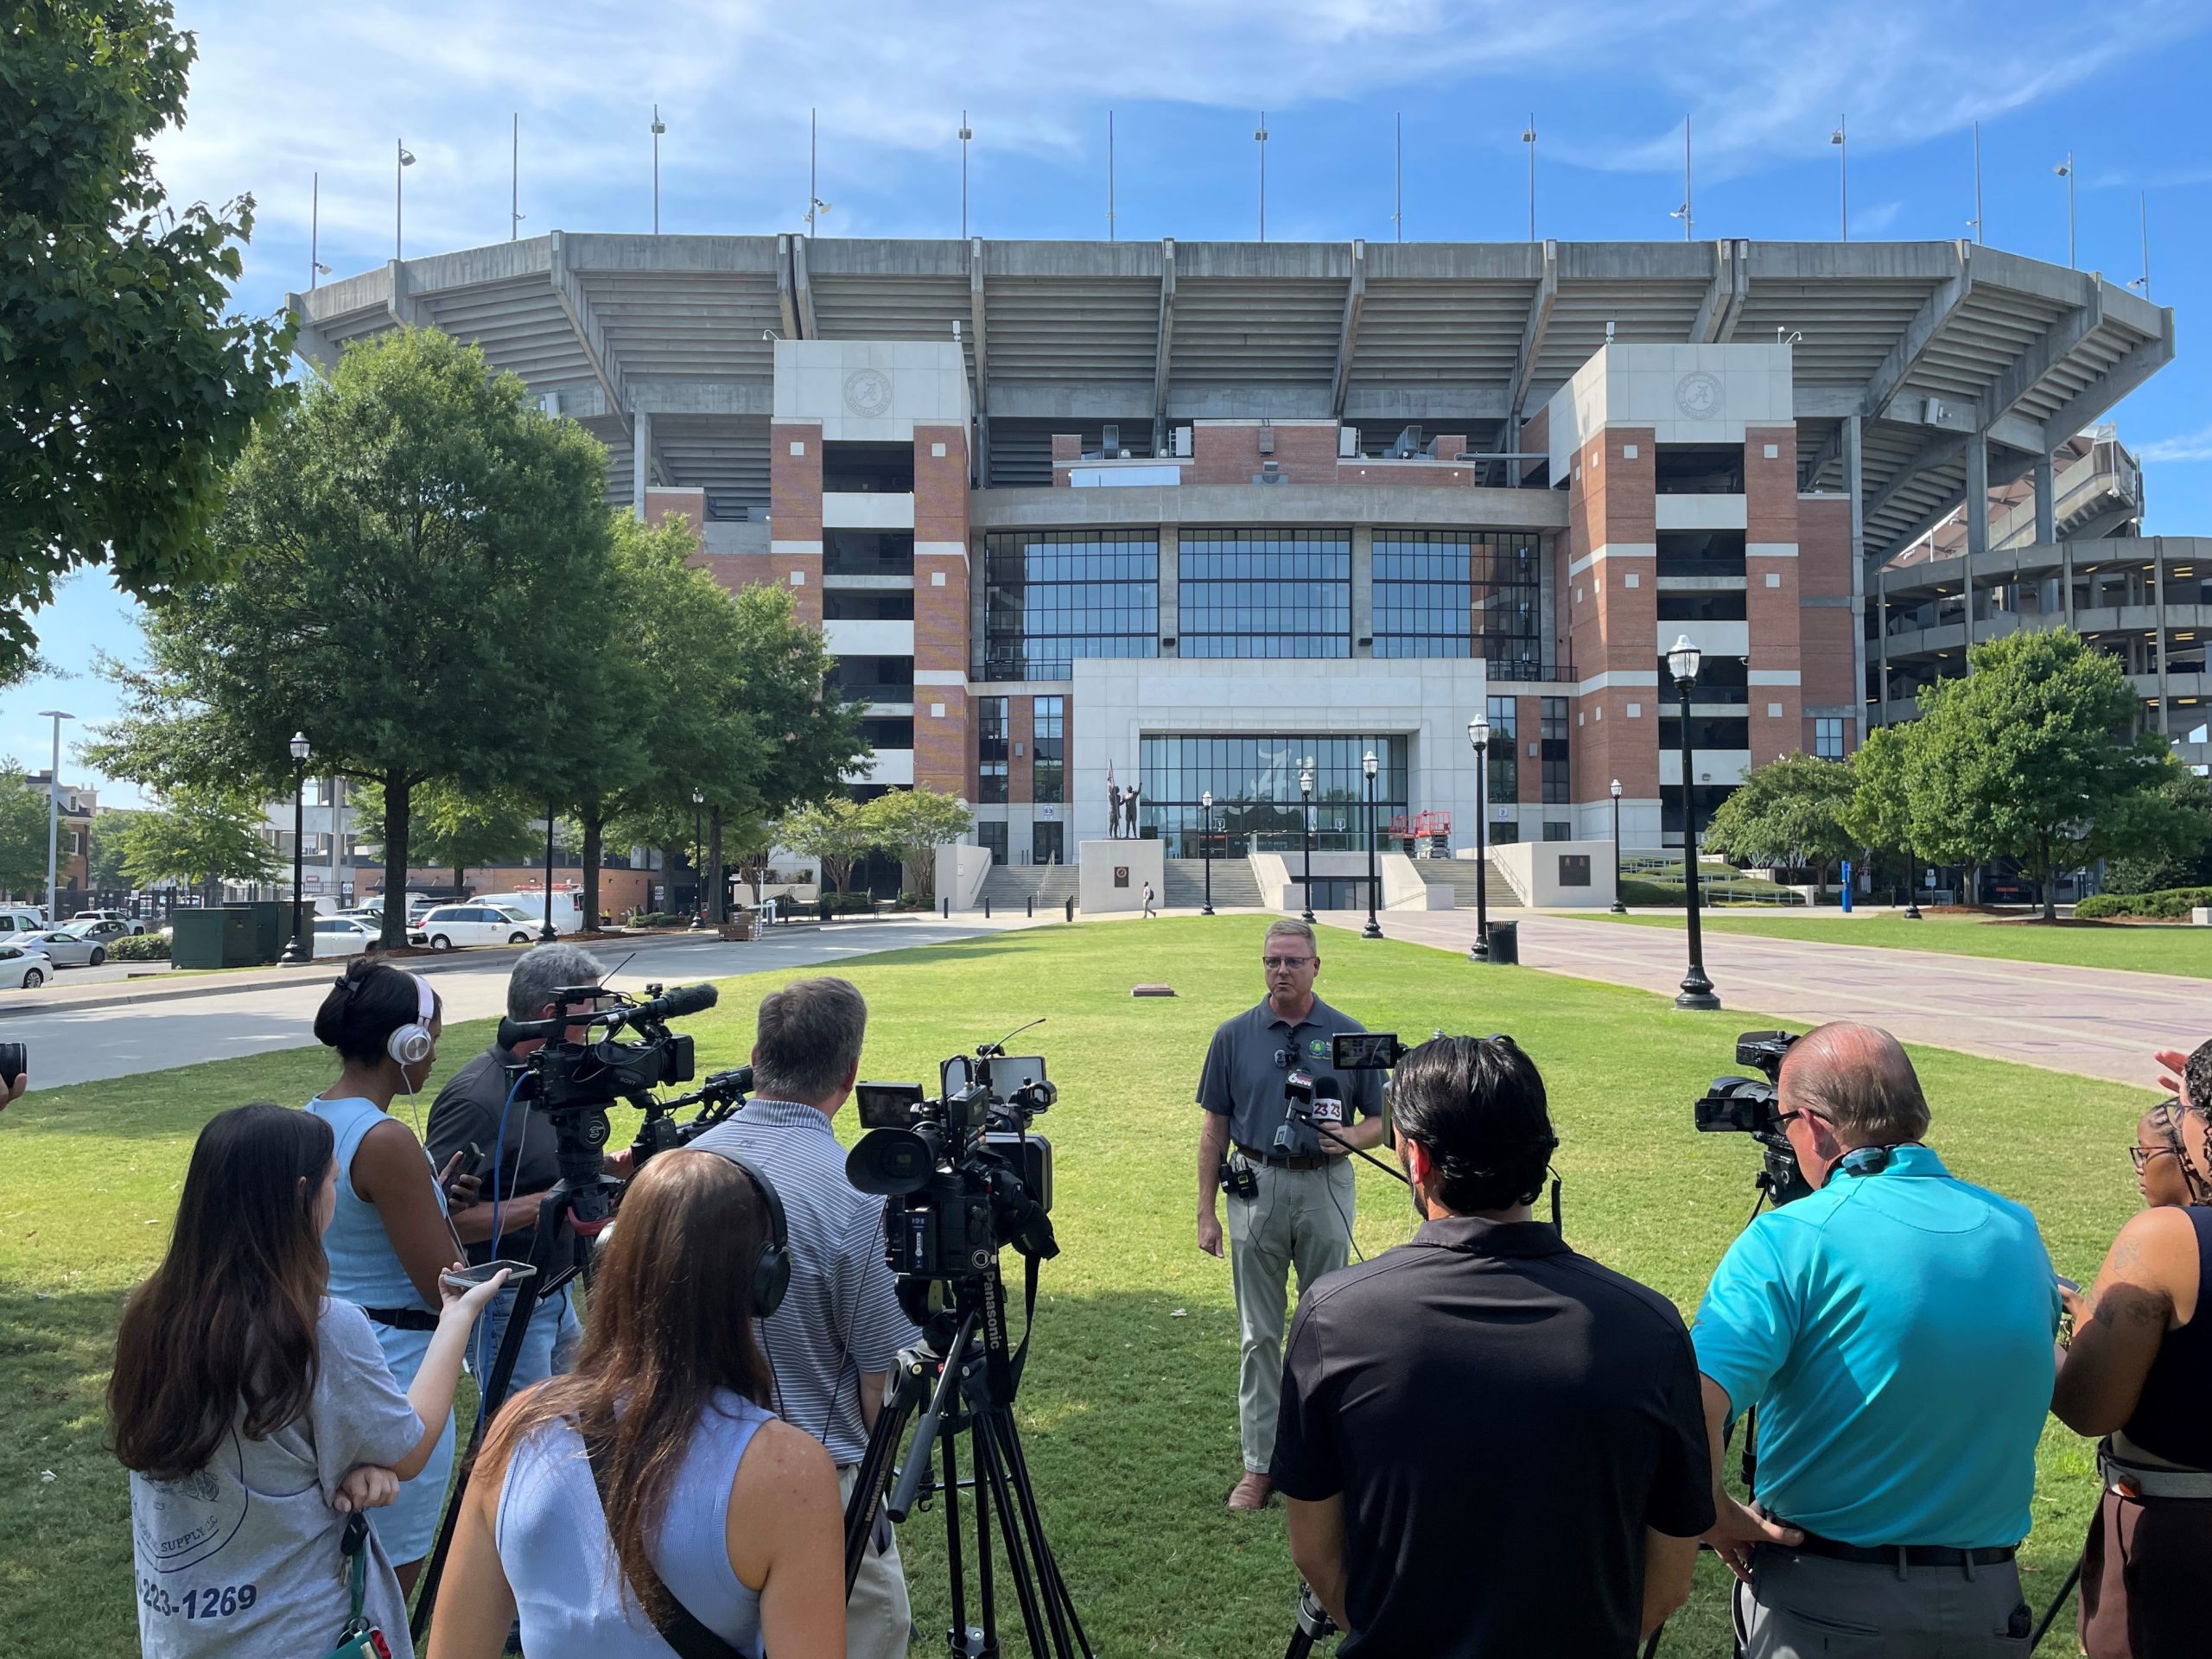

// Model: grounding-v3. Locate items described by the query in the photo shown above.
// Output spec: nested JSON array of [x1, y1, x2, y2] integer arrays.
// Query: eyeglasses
[[1262, 957, 1314, 970], [2129, 1144, 2181, 1173]]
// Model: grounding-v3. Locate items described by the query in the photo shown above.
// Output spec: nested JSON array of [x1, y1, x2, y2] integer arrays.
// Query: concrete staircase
[[1415, 857, 1523, 911], [1163, 857, 1262, 909], [977, 863, 1082, 911]]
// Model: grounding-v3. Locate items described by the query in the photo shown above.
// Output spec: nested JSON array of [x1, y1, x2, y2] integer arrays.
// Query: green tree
[[2, 1, 294, 685], [777, 798, 872, 896], [1842, 724, 1923, 899], [2098, 770, 2212, 893], [1700, 753, 1858, 888], [860, 786, 974, 902], [355, 779, 537, 895], [0, 765, 49, 897], [86, 327, 615, 948], [119, 786, 274, 901], [87, 805, 144, 891], [1907, 629, 2201, 919]]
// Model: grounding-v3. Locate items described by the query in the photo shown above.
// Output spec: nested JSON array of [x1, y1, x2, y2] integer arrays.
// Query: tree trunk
[[582, 813, 604, 931], [709, 810, 726, 923], [2041, 832, 2057, 923], [379, 772, 411, 950], [454, 863, 467, 897]]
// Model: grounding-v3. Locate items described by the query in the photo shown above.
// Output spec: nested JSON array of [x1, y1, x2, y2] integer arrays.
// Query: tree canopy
[[2, 0, 294, 685], [1700, 753, 1857, 885], [118, 786, 274, 897], [863, 786, 974, 901], [354, 779, 538, 894], [0, 766, 49, 897]]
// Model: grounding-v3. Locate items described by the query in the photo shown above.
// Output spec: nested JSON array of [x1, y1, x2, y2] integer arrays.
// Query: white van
[[0, 906, 48, 938], [474, 891, 584, 935]]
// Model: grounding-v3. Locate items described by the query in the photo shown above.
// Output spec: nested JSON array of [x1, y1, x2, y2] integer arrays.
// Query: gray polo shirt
[[1197, 995, 1384, 1154]]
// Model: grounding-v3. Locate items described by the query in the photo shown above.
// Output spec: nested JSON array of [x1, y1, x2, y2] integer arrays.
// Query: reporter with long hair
[[306, 957, 480, 1588], [430, 1150, 848, 1659], [111, 1104, 505, 1658]]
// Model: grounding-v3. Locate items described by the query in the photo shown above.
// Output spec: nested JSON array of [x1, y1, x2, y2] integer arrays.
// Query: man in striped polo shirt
[[692, 975, 915, 1659]]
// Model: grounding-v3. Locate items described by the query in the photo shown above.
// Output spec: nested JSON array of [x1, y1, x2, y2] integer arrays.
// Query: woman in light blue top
[[304, 957, 476, 1588], [430, 1150, 847, 1659]]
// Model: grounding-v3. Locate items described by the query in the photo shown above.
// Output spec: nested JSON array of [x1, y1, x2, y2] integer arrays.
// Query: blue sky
[[16, 0, 2212, 804]]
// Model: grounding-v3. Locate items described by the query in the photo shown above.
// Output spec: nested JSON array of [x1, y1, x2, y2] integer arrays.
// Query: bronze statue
[[1107, 780, 1124, 839]]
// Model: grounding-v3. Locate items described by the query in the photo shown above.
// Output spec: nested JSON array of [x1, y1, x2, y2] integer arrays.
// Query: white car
[[0, 944, 48, 989], [410, 904, 543, 950], [15, 929, 105, 968], [313, 917, 380, 958], [69, 910, 142, 934]]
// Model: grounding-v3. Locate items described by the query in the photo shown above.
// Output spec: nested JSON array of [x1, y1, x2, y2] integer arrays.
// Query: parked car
[[313, 917, 380, 958], [15, 929, 105, 969], [0, 944, 48, 989], [68, 918, 137, 946], [0, 907, 49, 939], [476, 890, 584, 933], [409, 904, 544, 950], [69, 909, 143, 934]]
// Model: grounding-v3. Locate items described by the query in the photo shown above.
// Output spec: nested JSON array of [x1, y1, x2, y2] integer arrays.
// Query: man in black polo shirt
[[1272, 1034, 1712, 1656], [1197, 918, 1386, 1511]]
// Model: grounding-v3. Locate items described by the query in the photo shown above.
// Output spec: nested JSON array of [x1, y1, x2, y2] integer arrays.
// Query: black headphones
[[724, 1155, 791, 1319]]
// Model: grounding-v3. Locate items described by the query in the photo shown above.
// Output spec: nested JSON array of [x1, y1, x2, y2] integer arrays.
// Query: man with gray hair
[[1690, 1022, 2061, 1656], [690, 976, 916, 1659], [428, 940, 623, 1389], [1196, 918, 1388, 1511]]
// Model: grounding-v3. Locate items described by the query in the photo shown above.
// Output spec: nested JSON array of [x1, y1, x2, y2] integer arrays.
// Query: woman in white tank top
[[429, 1150, 847, 1658]]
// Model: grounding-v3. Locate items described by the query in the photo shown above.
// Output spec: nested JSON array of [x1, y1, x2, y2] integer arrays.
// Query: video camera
[[494, 980, 719, 1230], [1694, 1030, 1811, 1206], [845, 1020, 1058, 1318]]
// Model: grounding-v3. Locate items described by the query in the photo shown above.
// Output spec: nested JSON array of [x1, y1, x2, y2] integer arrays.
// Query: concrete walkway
[[1320, 911, 2200, 1092]]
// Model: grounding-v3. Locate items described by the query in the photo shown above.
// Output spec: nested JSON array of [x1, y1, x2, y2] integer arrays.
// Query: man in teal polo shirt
[[1691, 1022, 2059, 1657]]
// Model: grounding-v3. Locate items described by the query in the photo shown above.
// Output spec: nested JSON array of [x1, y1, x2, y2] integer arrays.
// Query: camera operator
[[1196, 919, 1386, 1512], [1271, 1035, 1713, 1656], [2050, 1040, 2212, 1656], [1692, 1022, 2060, 1656], [426, 943, 630, 1390], [690, 976, 916, 1659]]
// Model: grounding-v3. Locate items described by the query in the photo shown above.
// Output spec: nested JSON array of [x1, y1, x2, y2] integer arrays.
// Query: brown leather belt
[[1788, 1531, 2017, 1569]]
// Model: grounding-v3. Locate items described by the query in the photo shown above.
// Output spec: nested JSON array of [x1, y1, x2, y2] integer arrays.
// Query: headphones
[[386, 973, 437, 1068], [1837, 1144, 1897, 1179], [725, 1154, 791, 1318]]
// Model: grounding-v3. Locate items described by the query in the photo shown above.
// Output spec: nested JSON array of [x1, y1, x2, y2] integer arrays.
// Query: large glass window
[[1136, 734, 1408, 857], [1033, 696, 1065, 804], [982, 531, 1157, 680], [977, 696, 1010, 804], [1541, 696, 1570, 805], [1376, 533, 1550, 675], [1485, 696, 1518, 803], [1656, 588, 1747, 622], [1179, 530, 1351, 658], [1815, 717, 1846, 759], [976, 822, 1007, 865]]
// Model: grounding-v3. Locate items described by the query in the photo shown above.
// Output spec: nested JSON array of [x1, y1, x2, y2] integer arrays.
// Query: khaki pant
[[838, 1463, 913, 1659], [1225, 1158, 1356, 1473], [1736, 1546, 2032, 1657]]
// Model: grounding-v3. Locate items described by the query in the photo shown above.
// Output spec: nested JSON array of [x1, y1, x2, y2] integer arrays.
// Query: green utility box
[[169, 906, 279, 970]]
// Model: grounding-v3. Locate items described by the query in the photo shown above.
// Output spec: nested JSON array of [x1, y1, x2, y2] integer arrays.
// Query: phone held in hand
[[0, 1041, 25, 1088], [440, 1259, 537, 1294]]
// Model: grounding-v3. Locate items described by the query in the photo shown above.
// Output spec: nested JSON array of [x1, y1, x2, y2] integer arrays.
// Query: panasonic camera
[[1694, 1029, 1811, 1206]]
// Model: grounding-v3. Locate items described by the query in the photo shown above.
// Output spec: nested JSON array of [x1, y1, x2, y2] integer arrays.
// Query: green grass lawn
[[1595, 907, 2212, 979], [1, 918, 2148, 1656]]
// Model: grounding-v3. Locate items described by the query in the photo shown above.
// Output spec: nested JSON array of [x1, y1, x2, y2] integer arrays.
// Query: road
[[1323, 911, 2201, 1090], [26, 917, 1045, 1090]]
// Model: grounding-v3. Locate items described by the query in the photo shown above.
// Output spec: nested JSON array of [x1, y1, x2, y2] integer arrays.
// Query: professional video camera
[[1694, 1029, 1810, 1207]]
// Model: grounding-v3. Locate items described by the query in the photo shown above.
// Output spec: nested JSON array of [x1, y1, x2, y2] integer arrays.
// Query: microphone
[[630, 982, 718, 1024], [1312, 1077, 1345, 1129]]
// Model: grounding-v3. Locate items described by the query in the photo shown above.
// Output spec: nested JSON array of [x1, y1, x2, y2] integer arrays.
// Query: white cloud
[[1848, 200, 1903, 237], [2140, 425, 2212, 464]]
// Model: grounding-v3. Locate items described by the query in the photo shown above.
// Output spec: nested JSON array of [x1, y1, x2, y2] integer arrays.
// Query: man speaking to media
[[1196, 919, 1386, 1511]]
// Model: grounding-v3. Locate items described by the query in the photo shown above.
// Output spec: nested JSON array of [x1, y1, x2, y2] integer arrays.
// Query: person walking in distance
[[1142, 880, 1158, 919], [1195, 919, 1387, 1510]]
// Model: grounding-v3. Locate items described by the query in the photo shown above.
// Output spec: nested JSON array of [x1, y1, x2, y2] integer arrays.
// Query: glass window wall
[[1033, 696, 1065, 804], [977, 696, 1010, 804], [982, 531, 1157, 681], [1179, 530, 1351, 658], [1374, 532, 1552, 676], [1485, 696, 1518, 803], [1136, 734, 1408, 857]]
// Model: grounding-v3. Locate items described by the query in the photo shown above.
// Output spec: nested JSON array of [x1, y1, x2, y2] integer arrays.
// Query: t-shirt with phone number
[[129, 1298, 422, 1658]]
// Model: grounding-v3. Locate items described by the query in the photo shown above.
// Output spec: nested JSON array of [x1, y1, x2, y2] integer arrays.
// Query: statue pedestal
[[1078, 839, 1164, 914]]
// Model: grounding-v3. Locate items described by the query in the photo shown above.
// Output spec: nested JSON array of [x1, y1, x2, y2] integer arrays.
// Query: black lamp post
[[1903, 848, 1924, 919], [279, 732, 313, 963], [1609, 777, 1628, 913], [1668, 636, 1720, 1010], [1200, 790, 1216, 916], [539, 798, 558, 942], [1298, 757, 1316, 925], [1361, 749, 1382, 939], [1468, 716, 1491, 962], [690, 789, 705, 929]]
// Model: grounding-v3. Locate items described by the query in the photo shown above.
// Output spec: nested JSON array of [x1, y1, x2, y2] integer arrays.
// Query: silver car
[[16, 929, 105, 968]]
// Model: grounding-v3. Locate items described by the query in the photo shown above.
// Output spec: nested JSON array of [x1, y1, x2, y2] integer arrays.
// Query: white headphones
[[386, 973, 436, 1067]]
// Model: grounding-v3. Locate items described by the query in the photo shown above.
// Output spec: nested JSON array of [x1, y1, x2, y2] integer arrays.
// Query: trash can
[[1486, 920, 1521, 965]]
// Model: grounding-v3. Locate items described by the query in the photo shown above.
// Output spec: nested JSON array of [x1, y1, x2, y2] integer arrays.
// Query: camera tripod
[[1281, 1584, 1338, 1656], [844, 1269, 1092, 1659]]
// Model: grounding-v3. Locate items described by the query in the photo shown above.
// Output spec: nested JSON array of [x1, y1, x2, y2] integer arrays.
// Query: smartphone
[[440, 1259, 538, 1294], [2054, 1274, 2082, 1296], [0, 1041, 23, 1089]]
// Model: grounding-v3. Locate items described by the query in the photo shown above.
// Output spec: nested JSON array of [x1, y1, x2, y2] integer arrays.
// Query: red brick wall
[[1745, 426, 1802, 764], [644, 487, 706, 536], [770, 421, 823, 626], [913, 424, 971, 797], [1566, 428, 1660, 804], [1798, 494, 1859, 729], [1051, 433, 1081, 486], [1515, 695, 1541, 805], [1009, 696, 1035, 804]]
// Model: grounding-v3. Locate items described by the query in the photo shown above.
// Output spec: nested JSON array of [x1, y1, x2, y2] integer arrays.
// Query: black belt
[[363, 1306, 440, 1332], [1788, 1531, 2018, 1569], [1237, 1145, 1330, 1172]]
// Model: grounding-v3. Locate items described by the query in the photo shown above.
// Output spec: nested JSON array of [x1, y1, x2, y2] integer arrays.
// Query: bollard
[[984, 897, 992, 918], [1027, 895, 1034, 918], [942, 895, 950, 919], [1065, 897, 1075, 924]]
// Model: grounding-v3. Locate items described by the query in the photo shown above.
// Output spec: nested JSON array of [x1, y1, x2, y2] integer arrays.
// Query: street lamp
[[36, 710, 73, 923], [1199, 790, 1216, 916], [690, 789, 705, 929], [1667, 637, 1720, 1010], [1904, 847, 1924, 920], [1609, 778, 1627, 914], [1297, 758, 1315, 925], [1361, 750, 1382, 940], [279, 733, 314, 964], [1468, 717, 1491, 963]]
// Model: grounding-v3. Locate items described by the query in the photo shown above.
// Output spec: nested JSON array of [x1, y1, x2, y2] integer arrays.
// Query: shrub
[[631, 911, 690, 928], [2072, 887, 2212, 920], [108, 933, 170, 961]]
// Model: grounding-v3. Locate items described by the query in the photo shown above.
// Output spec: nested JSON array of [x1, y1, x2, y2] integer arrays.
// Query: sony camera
[[1694, 1030, 1811, 1206]]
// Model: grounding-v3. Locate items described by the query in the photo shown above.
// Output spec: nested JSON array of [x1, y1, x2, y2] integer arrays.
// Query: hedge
[[108, 934, 170, 961], [2072, 887, 2212, 921]]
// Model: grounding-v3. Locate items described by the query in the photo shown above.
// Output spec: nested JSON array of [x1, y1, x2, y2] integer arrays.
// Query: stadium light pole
[[1522, 117, 1536, 240], [280, 734, 313, 964], [1200, 791, 1215, 915], [512, 114, 523, 239], [1831, 116, 1847, 240], [2054, 153, 2075, 268], [1969, 121, 1984, 244], [1610, 778, 1627, 913], [1361, 750, 1382, 939], [1468, 716, 1491, 963], [396, 140, 415, 259], [1668, 637, 1719, 1010], [1297, 757, 1314, 925], [652, 105, 666, 234], [1255, 112, 1269, 242], [37, 710, 72, 923], [1669, 113, 1694, 240], [959, 112, 972, 238], [310, 173, 332, 287]]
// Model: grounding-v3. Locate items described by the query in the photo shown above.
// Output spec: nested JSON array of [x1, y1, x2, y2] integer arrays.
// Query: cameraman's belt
[[1236, 1144, 1330, 1172], [362, 1306, 440, 1332], [1788, 1531, 2017, 1569], [2100, 1441, 2212, 1500]]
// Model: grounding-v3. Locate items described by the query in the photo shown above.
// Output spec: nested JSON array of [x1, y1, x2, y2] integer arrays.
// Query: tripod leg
[[964, 1424, 997, 1659], [972, 1413, 1065, 1659], [845, 1367, 921, 1592], [993, 1408, 1093, 1658], [940, 1418, 977, 1656]]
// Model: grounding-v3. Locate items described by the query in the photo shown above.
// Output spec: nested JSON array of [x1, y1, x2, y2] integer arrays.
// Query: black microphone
[[1312, 1077, 1345, 1128], [496, 1014, 554, 1049], [629, 982, 719, 1024]]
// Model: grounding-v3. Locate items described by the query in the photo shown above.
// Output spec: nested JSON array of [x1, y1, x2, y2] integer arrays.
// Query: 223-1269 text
[[141, 1578, 257, 1620]]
